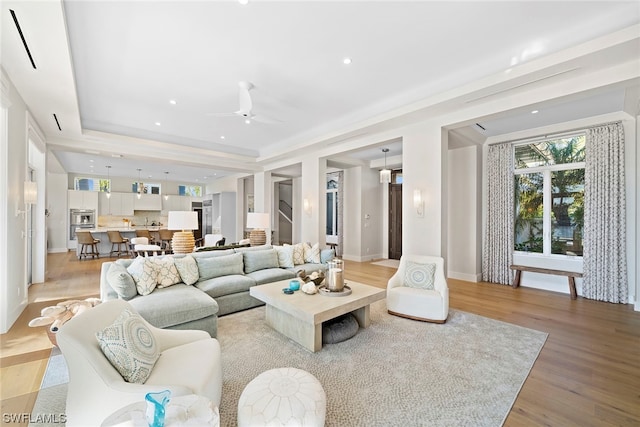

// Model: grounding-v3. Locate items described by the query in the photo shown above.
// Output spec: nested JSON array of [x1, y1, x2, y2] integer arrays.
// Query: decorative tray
[[318, 284, 352, 297]]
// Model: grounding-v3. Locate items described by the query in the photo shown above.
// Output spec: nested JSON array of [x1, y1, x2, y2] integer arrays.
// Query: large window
[[514, 135, 585, 256], [75, 177, 109, 192]]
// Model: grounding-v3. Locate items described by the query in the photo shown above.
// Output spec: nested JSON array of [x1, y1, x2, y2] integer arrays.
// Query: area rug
[[29, 346, 68, 427], [370, 259, 400, 268], [31, 301, 547, 426]]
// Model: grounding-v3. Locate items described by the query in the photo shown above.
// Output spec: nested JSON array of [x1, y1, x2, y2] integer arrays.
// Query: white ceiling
[[1, 1, 639, 183]]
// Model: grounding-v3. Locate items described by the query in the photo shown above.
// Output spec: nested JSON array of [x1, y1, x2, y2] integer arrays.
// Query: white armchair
[[386, 255, 449, 323], [57, 299, 222, 426]]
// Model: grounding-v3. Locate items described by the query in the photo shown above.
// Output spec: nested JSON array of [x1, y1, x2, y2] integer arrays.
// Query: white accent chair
[[386, 255, 449, 323], [57, 299, 222, 426], [204, 233, 224, 247]]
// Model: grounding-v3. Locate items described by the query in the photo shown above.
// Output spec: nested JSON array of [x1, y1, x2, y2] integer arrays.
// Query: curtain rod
[[487, 120, 622, 146]]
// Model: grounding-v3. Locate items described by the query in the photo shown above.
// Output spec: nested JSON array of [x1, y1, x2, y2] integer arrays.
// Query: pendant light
[[136, 168, 142, 199], [105, 165, 111, 198], [164, 171, 169, 201], [380, 148, 391, 184]]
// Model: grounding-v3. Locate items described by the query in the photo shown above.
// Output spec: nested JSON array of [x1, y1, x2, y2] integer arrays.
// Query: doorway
[[388, 170, 402, 260]]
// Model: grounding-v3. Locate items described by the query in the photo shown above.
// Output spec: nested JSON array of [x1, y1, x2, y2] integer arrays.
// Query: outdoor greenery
[[514, 136, 585, 255]]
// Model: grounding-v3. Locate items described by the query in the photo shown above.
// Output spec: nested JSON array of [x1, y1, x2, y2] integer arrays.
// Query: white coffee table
[[250, 279, 386, 352]]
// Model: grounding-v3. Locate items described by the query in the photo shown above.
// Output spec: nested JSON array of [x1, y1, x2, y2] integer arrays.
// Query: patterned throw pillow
[[404, 261, 436, 290], [173, 255, 199, 285], [106, 263, 137, 300], [303, 242, 321, 263], [274, 245, 294, 268], [285, 243, 305, 265], [127, 257, 157, 296], [150, 257, 181, 288], [96, 309, 159, 384]]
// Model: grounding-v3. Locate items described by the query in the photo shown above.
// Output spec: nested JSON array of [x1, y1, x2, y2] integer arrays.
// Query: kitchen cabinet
[[99, 192, 135, 216], [68, 190, 98, 211], [134, 194, 162, 211], [161, 195, 192, 214]]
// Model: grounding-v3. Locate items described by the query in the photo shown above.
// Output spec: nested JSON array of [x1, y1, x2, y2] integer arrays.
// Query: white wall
[[343, 167, 362, 260], [361, 167, 382, 260], [46, 172, 68, 252], [447, 145, 482, 282]]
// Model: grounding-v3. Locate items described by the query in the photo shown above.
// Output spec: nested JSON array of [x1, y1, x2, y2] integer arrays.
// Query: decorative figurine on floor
[[28, 297, 101, 345]]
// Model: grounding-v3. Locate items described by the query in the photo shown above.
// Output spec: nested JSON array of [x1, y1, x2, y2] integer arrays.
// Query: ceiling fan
[[207, 81, 281, 124]]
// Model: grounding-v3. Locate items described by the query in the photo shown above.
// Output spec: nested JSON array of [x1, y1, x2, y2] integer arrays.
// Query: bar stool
[[107, 230, 129, 257], [76, 231, 100, 260], [158, 229, 174, 251]]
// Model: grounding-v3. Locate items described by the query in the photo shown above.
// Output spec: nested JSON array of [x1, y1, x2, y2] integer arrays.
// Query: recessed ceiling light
[[169, 99, 177, 105], [343, 57, 352, 65], [89, 159, 94, 162], [238, 0, 248, 4], [220, 135, 225, 139], [531, 110, 539, 114], [111, 154, 122, 158], [155, 122, 161, 126], [245, 119, 251, 124]]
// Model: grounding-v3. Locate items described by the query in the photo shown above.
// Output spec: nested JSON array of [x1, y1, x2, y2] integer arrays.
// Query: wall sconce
[[303, 198, 312, 216], [413, 189, 424, 217], [17, 181, 37, 216]]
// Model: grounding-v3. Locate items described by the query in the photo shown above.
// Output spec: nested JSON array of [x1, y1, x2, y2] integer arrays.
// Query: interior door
[[389, 182, 402, 260]]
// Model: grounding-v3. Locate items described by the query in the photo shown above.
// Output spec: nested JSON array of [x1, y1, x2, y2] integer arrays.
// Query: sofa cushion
[[127, 257, 157, 296], [196, 275, 256, 299], [273, 245, 294, 268], [196, 252, 244, 280], [233, 245, 273, 253], [404, 261, 436, 290], [243, 249, 279, 274], [285, 243, 305, 265], [106, 263, 137, 300], [173, 254, 199, 285], [115, 258, 134, 268], [303, 242, 321, 263], [320, 248, 335, 264], [246, 268, 295, 285], [191, 249, 235, 259], [150, 257, 182, 288], [96, 309, 159, 384], [127, 284, 219, 329]]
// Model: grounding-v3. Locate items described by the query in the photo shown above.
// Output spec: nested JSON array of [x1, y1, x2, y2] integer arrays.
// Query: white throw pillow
[[150, 257, 181, 288], [96, 309, 159, 384], [274, 245, 294, 268], [303, 242, 321, 263], [285, 243, 305, 265], [127, 256, 157, 296], [173, 254, 199, 285], [404, 261, 436, 290]]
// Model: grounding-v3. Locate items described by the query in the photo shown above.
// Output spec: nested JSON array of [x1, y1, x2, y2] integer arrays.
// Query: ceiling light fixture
[[245, 119, 251, 124], [136, 168, 142, 199], [164, 171, 169, 201], [238, 0, 249, 5], [380, 148, 391, 184], [106, 165, 111, 199], [169, 99, 177, 105], [220, 135, 225, 139], [531, 110, 539, 114], [155, 122, 161, 126], [343, 57, 352, 65]]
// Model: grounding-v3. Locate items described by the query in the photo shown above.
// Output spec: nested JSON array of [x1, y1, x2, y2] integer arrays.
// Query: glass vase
[[145, 390, 171, 427]]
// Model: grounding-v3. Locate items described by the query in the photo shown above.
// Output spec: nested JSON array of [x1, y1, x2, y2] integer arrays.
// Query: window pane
[[551, 169, 584, 255], [515, 135, 585, 169], [514, 173, 543, 253], [326, 193, 334, 235]]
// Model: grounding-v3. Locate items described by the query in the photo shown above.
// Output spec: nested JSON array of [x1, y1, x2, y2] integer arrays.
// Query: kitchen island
[[74, 227, 165, 258]]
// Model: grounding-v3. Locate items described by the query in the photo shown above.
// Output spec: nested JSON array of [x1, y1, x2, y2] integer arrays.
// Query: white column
[[300, 157, 326, 245], [254, 171, 272, 244]]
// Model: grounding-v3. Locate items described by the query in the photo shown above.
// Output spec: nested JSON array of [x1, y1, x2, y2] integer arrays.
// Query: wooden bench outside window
[[510, 265, 583, 299]]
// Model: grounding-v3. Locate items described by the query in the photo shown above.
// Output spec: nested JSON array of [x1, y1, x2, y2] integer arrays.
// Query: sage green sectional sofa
[[100, 244, 334, 338]]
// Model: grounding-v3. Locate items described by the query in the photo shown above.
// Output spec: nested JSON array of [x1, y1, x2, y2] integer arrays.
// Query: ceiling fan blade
[[251, 114, 282, 124], [238, 81, 253, 115]]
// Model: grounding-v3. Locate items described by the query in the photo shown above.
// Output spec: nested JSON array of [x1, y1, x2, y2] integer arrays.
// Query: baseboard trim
[[448, 271, 482, 283], [47, 248, 68, 253]]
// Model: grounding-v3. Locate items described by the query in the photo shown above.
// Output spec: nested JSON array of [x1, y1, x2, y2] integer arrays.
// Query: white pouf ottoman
[[238, 367, 326, 426]]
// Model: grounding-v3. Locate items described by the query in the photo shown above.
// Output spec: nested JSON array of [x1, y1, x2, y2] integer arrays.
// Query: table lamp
[[168, 211, 198, 254], [246, 212, 270, 246]]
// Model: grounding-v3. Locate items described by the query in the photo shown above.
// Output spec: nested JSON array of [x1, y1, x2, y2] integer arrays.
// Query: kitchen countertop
[[77, 227, 164, 232]]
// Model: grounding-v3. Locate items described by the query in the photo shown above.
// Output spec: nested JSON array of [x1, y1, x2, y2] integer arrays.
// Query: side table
[[101, 394, 219, 427]]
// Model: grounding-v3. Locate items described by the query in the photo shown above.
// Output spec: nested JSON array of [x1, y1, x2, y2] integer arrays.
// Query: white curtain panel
[[337, 171, 344, 258], [482, 143, 514, 285], [583, 122, 628, 303]]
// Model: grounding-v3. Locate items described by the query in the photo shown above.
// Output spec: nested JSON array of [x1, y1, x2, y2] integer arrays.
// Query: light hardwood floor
[[1, 252, 639, 426]]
